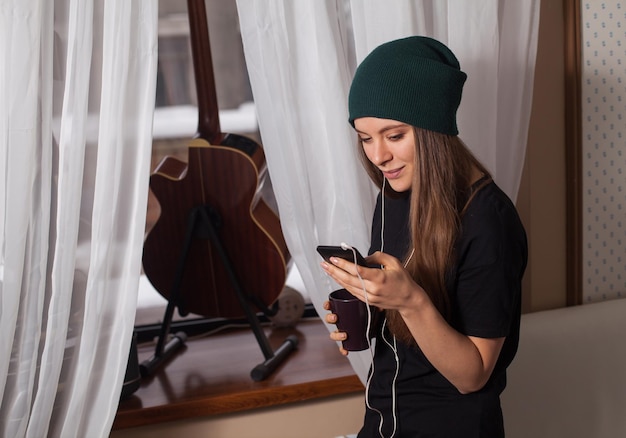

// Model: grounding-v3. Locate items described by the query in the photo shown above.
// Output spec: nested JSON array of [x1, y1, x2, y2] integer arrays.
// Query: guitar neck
[[188, 0, 222, 144]]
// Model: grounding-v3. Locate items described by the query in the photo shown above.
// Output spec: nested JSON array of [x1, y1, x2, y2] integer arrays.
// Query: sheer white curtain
[[236, 0, 539, 382], [0, 1, 158, 437]]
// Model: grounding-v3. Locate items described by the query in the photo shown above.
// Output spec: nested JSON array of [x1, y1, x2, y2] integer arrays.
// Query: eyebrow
[[355, 123, 408, 136]]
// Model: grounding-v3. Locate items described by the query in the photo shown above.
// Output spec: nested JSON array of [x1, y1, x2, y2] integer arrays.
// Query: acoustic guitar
[[142, 0, 290, 320]]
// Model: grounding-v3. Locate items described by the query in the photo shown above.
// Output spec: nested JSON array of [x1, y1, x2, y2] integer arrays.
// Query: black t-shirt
[[359, 180, 528, 438]]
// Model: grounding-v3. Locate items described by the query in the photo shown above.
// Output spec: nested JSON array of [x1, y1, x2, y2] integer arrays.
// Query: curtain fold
[[0, 1, 158, 437], [237, 0, 539, 383], [236, 0, 378, 379]]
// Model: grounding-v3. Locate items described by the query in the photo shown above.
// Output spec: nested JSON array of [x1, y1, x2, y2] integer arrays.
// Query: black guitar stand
[[139, 204, 298, 381]]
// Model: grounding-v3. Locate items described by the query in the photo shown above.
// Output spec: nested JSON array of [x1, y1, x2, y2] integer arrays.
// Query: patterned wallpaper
[[581, 1, 625, 302]]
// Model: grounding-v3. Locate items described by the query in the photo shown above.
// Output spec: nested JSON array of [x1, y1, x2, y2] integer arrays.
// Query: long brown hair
[[358, 127, 491, 345]]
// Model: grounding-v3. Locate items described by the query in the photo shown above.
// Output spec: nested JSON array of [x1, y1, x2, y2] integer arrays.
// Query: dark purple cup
[[328, 288, 377, 351]]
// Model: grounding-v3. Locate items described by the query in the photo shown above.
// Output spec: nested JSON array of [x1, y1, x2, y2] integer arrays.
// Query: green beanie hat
[[348, 36, 467, 135]]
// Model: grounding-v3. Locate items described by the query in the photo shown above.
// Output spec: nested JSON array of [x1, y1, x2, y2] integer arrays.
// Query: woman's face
[[354, 117, 415, 193]]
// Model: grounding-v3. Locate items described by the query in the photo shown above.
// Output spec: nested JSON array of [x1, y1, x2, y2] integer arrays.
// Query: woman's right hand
[[323, 300, 349, 356]]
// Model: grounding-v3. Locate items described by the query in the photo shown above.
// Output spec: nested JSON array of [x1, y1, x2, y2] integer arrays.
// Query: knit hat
[[348, 36, 467, 135]]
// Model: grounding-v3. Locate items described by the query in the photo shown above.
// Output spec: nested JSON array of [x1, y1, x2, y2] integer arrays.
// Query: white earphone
[[347, 177, 398, 438]]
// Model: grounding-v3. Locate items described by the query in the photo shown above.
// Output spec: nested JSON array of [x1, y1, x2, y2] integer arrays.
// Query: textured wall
[[581, 0, 626, 302]]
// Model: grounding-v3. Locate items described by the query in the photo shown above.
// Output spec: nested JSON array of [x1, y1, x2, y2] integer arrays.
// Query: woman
[[321, 36, 528, 437]]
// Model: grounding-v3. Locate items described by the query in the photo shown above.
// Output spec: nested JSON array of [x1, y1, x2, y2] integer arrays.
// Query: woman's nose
[[368, 141, 392, 166]]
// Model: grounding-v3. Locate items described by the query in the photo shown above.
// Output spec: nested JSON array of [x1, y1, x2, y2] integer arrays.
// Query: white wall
[[110, 393, 364, 438]]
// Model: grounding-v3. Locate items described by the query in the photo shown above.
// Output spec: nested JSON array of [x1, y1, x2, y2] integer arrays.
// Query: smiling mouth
[[382, 167, 403, 179]]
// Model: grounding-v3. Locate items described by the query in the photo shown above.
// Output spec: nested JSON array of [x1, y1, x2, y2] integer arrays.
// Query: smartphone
[[316, 245, 378, 268]]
